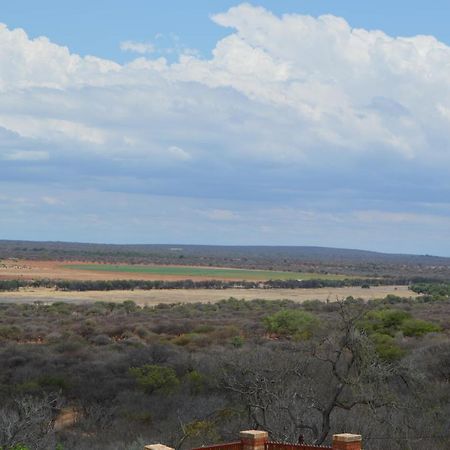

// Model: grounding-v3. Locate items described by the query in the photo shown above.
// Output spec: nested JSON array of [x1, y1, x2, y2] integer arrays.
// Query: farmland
[[0, 259, 353, 282], [64, 263, 349, 281]]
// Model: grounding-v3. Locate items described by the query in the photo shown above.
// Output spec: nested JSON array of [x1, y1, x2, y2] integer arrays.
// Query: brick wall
[[144, 430, 362, 450]]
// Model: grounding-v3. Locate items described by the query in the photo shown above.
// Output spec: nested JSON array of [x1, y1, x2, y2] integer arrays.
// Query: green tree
[[264, 309, 319, 340], [129, 365, 179, 394]]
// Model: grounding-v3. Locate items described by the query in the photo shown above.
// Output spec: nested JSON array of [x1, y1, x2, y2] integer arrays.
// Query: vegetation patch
[[264, 309, 320, 340], [359, 307, 442, 360], [64, 264, 349, 281]]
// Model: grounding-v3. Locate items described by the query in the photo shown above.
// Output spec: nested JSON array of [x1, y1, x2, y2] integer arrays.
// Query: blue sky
[[3, 1, 450, 61], [1, 2, 450, 255]]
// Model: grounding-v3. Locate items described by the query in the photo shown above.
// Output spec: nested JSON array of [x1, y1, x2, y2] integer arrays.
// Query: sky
[[1, 1, 450, 256]]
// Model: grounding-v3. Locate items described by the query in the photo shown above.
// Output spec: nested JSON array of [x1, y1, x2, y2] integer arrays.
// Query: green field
[[65, 264, 348, 281]]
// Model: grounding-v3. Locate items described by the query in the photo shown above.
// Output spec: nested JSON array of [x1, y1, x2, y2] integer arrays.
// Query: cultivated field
[[0, 285, 412, 305], [65, 263, 350, 280], [0, 258, 412, 307], [0, 259, 349, 281]]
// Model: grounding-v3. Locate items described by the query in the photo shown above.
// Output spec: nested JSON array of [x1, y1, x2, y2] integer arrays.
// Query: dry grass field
[[0, 285, 412, 305]]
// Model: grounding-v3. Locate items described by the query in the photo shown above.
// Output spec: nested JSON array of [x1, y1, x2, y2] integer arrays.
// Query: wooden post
[[332, 434, 362, 450], [240, 430, 269, 450]]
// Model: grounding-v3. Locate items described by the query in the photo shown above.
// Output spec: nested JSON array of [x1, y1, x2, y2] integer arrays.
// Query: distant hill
[[1, 240, 450, 280]]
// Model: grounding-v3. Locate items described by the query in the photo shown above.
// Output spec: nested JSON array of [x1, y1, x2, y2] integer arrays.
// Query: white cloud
[[202, 209, 239, 221], [1, 7, 450, 165], [168, 145, 192, 161], [0, 115, 106, 144], [120, 40, 155, 54], [0, 23, 120, 91], [1, 5, 450, 252], [3, 150, 49, 160], [41, 196, 64, 206], [353, 210, 450, 225]]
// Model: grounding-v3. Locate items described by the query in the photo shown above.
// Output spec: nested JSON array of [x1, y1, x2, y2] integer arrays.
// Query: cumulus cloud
[[0, 4, 450, 252], [120, 40, 155, 54]]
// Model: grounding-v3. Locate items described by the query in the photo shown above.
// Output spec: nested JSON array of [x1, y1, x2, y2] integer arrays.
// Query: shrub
[[361, 308, 442, 338], [360, 309, 411, 336], [302, 300, 324, 312], [193, 324, 215, 334], [172, 333, 196, 346], [371, 333, 406, 361], [185, 370, 207, 394], [134, 326, 150, 339], [211, 325, 240, 341], [183, 419, 220, 442], [1, 445, 31, 450], [15, 380, 40, 394], [129, 364, 180, 394], [90, 334, 111, 345], [122, 300, 138, 313], [54, 336, 86, 353], [0, 325, 22, 340], [401, 319, 442, 337], [264, 310, 319, 340], [37, 375, 70, 391], [230, 335, 245, 348]]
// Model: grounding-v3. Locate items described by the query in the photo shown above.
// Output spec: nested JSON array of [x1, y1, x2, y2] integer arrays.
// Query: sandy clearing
[[0, 285, 412, 305]]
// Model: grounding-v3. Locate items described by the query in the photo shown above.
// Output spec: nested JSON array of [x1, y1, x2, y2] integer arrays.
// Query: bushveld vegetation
[[0, 293, 448, 450]]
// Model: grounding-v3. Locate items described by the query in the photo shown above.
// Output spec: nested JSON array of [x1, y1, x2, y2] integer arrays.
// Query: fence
[[266, 441, 332, 450], [192, 442, 243, 450], [145, 430, 362, 450]]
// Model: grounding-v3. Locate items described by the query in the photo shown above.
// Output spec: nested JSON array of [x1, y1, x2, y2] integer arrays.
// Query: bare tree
[[0, 394, 61, 449], [219, 302, 397, 445]]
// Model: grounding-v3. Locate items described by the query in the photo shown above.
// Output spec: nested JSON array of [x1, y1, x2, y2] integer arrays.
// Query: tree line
[[0, 276, 447, 292]]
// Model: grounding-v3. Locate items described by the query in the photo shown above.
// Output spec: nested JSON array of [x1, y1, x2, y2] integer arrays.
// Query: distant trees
[[410, 282, 450, 299], [2, 277, 442, 292]]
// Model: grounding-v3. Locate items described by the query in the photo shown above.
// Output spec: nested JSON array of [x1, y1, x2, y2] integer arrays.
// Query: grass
[[64, 264, 349, 281]]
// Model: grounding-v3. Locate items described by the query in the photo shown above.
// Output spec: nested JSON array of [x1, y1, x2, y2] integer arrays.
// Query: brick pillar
[[332, 434, 362, 450], [240, 430, 269, 450], [144, 444, 174, 450]]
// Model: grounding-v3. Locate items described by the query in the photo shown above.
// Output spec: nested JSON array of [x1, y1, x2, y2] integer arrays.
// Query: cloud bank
[[0, 4, 449, 254]]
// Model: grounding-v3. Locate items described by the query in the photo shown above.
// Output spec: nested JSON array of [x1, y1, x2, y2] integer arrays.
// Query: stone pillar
[[240, 430, 269, 450], [332, 434, 362, 450], [144, 444, 174, 450]]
